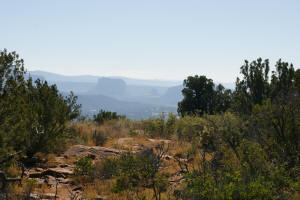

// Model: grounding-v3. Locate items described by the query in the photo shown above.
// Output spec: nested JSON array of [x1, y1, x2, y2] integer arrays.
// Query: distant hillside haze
[[29, 70, 181, 86], [89, 78, 127, 97], [28, 70, 99, 83], [28, 70, 233, 119], [76, 94, 177, 120]]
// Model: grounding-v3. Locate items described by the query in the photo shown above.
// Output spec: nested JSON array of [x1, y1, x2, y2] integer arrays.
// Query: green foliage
[[178, 75, 232, 116], [252, 96, 300, 171], [74, 157, 94, 176], [270, 59, 295, 98], [0, 50, 28, 159], [175, 108, 299, 199], [136, 196, 147, 200], [141, 115, 165, 138], [99, 158, 118, 179], [93, 109, 125, 125], [1, 50, 299, 199], [164, 113, 176, 137], [232, 58, 297, 115], [295, 69, 300, 94], [110, 152, 158, 193], [141, 113, 177, 138], [175, 116, 204, 141], [0, 49, 80, 161], [27, 80, 80, 155], [98, 149, 168, 200]]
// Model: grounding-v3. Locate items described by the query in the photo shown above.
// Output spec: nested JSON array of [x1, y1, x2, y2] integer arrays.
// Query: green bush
[[98, 150, 168, 200], [0, 49, 80, 160], [141, 113, 177, 138], [74, 157, 94, 176], [98, 158, 118, 179], [93, 110, 125, 125], [175, 116, 204, 141]]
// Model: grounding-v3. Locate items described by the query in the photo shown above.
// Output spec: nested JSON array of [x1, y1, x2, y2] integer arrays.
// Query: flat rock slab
[[29, 166, 73, 179], [44, 167, 73, 177], [147, 138, 171, 144], [64, 145, 124, 159], [30, 193, 58, 199]]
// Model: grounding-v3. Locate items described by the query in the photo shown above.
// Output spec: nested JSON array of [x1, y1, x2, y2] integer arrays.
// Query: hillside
[[1, 51, 299, 200], [28, 71, 234, 119], [28, 71, 183, 119], [76, 94, 177, 119]]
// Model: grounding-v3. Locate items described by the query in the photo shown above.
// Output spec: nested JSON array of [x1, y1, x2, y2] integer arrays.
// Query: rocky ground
[[26, 138, 183, 200], [27, 145, 119, 199]]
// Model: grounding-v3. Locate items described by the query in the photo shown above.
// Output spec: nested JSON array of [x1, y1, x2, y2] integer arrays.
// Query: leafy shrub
[[97, 150, 168, 200], [93, 110, 125, 125], [141, 113, 177, 138], [74, 157, 94, 176], [98, 158, 118, 179], [175, 116, 205, 141], [0, 50, 81, 159]]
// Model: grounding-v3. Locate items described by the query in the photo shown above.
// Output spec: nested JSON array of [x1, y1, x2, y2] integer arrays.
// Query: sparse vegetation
[[0, 50, 299, 199]]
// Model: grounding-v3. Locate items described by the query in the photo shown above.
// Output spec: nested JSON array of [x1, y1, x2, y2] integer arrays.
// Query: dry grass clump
[[6, 178, 49, 199], [34, 152, 58, 168], [5, 165, 21, 178], [70, 119, 137, 147], [82, 184, 99, 199], [104, 136, 153, 151]]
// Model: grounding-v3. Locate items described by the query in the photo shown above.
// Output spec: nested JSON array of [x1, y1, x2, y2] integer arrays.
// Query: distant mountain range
[[28, 70, 182, 86], [28, 70, 234, 119]]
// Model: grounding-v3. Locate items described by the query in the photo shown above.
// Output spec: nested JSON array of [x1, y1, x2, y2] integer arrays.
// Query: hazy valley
[[28, 70, 234, 119]]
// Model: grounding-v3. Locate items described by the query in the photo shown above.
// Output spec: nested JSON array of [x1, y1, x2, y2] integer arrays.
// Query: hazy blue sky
[[1, 0, 299, 82]]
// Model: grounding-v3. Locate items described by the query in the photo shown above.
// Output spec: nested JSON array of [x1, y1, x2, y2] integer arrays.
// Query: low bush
[[74, 157, 94, 176], [141, 113, 177, 138], [93, 110, 125, 125]]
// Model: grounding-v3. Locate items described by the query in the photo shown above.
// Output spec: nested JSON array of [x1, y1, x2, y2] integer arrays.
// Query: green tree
[[252, 96, 300, 171], [0, 49, 80, 160], [232, 58, 297, 115], [0, 50, 29, 158], [295, 69, 300, 94], [26, 79, 80, 155], [232, 58, 270, 114], [270, 59, 295, 98], [214, 84, 232, 114], [178, 75, 231, 116]]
